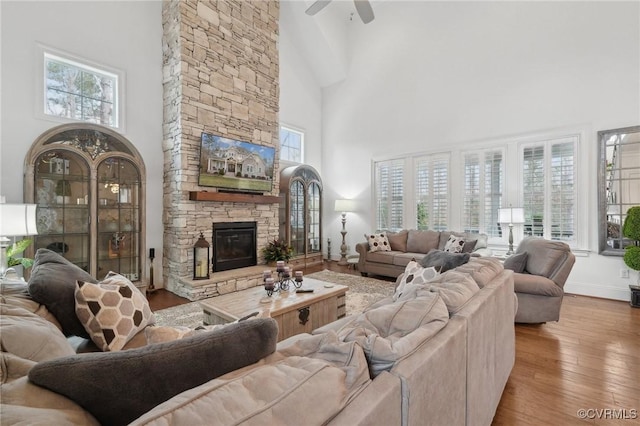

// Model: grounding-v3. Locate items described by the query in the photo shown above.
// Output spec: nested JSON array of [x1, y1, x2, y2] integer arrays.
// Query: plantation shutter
[[484, 150, 503, 238], [374, 159, 404, 230], [416, 154, 449, 231], [463, 150, 503, 236], [522, 138, 576, 242]]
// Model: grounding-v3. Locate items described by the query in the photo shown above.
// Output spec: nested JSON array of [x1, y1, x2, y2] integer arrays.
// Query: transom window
[[279, 125, 304, 163], [43, 51, 119, 128]]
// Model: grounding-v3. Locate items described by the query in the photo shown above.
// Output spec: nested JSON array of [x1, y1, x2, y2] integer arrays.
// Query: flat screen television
[[198, 132, 275, 193]]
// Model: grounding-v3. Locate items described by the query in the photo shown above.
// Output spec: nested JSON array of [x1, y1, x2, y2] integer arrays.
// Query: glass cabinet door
[[97, 158, 141, 280], [289, 180, 305, 256], [33, 150, 91, 272], [307, 182, 321, 254]]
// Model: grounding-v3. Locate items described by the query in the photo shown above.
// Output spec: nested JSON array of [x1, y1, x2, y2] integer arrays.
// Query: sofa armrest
[[355, 242, 369, 270]]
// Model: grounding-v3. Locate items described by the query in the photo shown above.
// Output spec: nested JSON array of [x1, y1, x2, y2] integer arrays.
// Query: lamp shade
[[498, 207, 525, 224], [0, 204, 39, 237], [334, 199, 356, 213]]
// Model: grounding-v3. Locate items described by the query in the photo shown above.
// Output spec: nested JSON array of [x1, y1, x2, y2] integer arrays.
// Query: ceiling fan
[[305, 0, 375, 24]]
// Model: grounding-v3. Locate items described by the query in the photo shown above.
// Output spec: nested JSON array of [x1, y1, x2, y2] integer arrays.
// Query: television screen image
[[198, 133, 275, 193]]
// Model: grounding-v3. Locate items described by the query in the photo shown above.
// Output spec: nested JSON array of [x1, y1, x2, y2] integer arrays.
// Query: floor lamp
[[334, 199, 356, 266], [498, 206, 525, 255], [0, 202, 39, 277]]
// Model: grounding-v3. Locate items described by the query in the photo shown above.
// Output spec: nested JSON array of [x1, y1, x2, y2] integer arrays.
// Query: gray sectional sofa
[[1, 256, 515, 426], [357, 229, 492, 278]]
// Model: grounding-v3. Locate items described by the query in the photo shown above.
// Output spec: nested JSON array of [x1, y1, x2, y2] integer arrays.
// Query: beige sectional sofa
[[1, 256, 515, 426], [357, 229, 492, 278]]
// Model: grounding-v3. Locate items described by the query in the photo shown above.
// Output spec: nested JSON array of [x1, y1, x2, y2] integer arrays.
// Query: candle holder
[[262, 262, 303, 296]]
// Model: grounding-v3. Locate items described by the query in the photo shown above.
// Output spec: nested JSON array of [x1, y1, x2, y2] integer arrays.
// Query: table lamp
[[498, 206, 525, 255]]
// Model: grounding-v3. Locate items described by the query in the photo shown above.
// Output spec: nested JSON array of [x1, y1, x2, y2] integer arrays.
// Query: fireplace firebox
[[212, 222, 257, 272]]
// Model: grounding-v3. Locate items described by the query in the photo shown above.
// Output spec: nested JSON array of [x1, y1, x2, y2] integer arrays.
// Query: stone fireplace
[[161, 0, 280, 300], [212, 221, 257, 272]]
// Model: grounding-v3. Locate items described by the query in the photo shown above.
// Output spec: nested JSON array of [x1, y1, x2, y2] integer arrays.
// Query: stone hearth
[[161, 0, 280, 298]]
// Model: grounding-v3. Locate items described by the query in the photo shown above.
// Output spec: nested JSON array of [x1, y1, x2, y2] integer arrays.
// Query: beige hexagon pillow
[[75, 272, 155, 351]]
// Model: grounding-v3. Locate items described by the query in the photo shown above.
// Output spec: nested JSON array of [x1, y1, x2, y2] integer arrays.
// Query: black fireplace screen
[[212, 222, 257, 272]]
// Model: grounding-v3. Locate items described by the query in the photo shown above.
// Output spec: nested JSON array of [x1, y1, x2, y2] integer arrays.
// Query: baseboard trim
[[564, 281, 631, 302]]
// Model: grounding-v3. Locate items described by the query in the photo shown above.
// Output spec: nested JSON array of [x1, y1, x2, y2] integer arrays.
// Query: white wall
[[321, 1, 640, 300], [0, 1, 164, 283], [279, 5, 323, 173]]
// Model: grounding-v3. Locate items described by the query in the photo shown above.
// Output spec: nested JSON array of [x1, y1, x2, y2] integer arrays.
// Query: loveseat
[[1, 249, 516, 426], [357, 229, 492, 278]]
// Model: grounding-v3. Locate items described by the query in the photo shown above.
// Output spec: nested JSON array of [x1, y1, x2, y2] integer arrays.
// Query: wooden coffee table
[[199, 277, 348, 341]]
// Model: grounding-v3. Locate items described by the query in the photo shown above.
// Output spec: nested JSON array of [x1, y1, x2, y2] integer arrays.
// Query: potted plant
[[622, 206, 640, 283], [6, 239, 34, 276], [262, 239, 293, 264], [55, 180, 72, 204]]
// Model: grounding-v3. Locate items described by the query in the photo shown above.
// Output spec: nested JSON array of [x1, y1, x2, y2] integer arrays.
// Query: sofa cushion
[[419, 249, 471, 272], [428, 271, 480, 314], [366, 233, 391, 252], [444, 234, 466, 253], [131, 354, 367, 426], [28, 248, 98, 338], [28, 318, 279, 426], [453, 257, 504, 288], [0, 304, 74, 362], [75, 272, 155, 351], [406, 229, 440, 253], [366, 250, 396, 264], [392, 252, 421, 267], [386, 230, 408, 252], [1, 277, 62, 330], [516, 237, 571, 277], [336, 288, 449, 377], [504, 252, 528, 273]]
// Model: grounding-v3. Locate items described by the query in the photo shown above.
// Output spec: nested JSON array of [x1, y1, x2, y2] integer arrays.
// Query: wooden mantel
[[189, 191, 280, 204]]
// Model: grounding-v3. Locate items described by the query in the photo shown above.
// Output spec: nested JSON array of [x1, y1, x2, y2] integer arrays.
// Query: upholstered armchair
[[510, 237, 575, 323]]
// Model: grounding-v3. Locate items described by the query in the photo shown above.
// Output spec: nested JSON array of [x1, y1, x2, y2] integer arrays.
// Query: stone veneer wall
[[162, 0, 280, 300]]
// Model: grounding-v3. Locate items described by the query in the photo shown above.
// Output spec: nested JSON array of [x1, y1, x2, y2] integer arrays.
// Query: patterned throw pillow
[[393, 260, 439, 300], [444, 234, 465, 253], [75, 272, 155, 351], [366, 233, 391, 252]]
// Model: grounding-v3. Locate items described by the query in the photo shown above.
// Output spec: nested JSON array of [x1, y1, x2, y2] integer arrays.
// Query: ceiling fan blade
[[305, 0, 333, 16], [354, 0, 374, 23]]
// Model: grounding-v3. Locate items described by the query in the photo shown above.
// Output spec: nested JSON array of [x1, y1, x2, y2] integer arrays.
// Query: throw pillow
[[462, 239, 478, 253], [503, 252, 529, 273], [419, 249, 471, 273], [366, 233, 391, 252], [29, 318, 278, 426], [28, 248, 97, 338], [444, 234, 465, 253], [75, 272, 155, 351], [386, 230, 408, 252], [394, 260, 439, 300]]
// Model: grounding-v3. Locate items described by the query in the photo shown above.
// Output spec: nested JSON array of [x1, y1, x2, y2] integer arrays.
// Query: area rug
[[154, 270, 395, 328]]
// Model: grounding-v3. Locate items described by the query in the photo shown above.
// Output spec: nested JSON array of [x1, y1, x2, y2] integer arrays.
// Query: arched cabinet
[[24, 124, 146, 283], [279, 165, 323, 268]]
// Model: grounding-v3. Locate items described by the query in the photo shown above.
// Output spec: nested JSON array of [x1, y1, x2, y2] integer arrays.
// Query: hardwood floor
[[148, 264, 640, 424]]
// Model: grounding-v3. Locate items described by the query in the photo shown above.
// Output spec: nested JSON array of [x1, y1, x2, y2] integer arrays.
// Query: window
[[374, 159, 404, 230], [279, 126, 304, 163], [521, 137, 576, 242], [415, 154, 449, 231], [462, 150, 503, 237], [43, 52, 119, 128]]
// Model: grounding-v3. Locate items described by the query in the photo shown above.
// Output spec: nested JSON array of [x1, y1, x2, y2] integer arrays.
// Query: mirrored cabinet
[[24, 124, 146, 281], [279, 165, 323, 268]]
